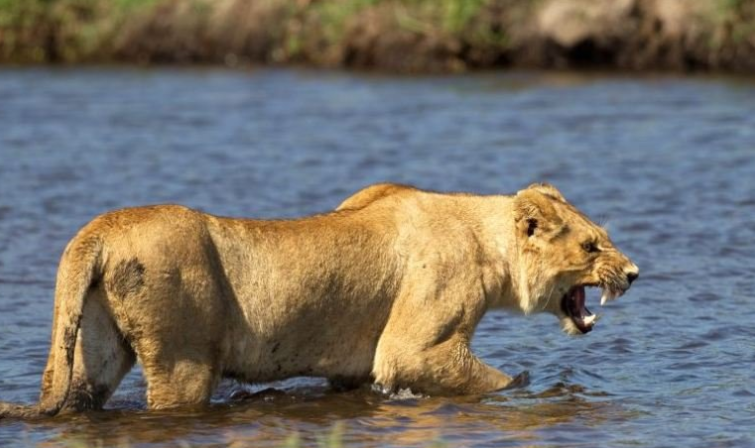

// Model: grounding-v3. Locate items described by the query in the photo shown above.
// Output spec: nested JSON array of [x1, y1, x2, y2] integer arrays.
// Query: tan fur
[[335, 183, 419, 211], [1, 183, 638, 417]]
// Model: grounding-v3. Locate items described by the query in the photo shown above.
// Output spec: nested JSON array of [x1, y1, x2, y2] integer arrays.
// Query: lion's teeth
[[583, 314, 597, 325], [600, 289, 617, 306]]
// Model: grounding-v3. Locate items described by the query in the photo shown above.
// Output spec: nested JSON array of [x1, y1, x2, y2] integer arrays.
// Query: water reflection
[[29, 382, 624, 447]]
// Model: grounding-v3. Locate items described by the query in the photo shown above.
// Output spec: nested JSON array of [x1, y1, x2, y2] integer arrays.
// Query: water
[[1, 67, 754, 447]]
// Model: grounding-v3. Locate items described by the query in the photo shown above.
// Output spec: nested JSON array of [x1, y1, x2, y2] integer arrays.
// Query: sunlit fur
[[1, 182, 638, 419]]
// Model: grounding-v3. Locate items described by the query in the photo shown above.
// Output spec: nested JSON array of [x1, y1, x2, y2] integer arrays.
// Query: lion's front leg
[[371, 268, 524, 396], [373, 331, 518, 396]]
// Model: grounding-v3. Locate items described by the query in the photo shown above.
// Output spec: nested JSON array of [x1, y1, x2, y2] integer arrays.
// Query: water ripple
[[1, 68, 754, 447]]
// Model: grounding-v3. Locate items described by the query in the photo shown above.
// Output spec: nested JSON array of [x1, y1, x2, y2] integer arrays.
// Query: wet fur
[[0, 183, 637, 418]]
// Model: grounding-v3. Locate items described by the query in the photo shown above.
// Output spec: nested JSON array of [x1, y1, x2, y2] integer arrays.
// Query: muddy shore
[[1, 0, 754, 73]]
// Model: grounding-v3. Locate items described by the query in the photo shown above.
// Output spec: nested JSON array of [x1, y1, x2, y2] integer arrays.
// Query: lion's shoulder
[[335, 183, 419, 211]]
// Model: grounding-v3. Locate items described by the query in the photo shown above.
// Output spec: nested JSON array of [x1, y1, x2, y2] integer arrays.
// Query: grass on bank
[[0, 0, 161, 62], [1, 0, 754, 71], [0, 0, 498, 68]]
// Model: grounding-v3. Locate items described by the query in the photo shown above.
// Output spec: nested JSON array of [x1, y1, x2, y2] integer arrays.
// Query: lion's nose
[[626, 272, 639, 285]]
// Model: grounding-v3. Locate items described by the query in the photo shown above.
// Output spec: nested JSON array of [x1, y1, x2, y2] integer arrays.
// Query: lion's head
[[512, 183, 639, 335]]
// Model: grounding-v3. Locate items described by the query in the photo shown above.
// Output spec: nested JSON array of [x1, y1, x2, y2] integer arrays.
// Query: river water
[[0, 68, 754, 447]]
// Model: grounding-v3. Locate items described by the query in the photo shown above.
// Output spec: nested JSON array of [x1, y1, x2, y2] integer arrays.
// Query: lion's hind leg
[[140, 351, 220, 410], [128, 296, 224, 409], [133, 299, 224, 410], [63, 288, 136, 412]]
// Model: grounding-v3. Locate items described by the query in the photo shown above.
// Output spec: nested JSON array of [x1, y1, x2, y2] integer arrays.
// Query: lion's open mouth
[[561, 286, 597, 334]]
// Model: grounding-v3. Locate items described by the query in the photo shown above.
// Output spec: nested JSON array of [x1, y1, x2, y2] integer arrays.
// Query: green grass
[[438, 0, 488, 32], [1, 0, 753, 70], [0, 0, 162, 62], [313, 0, 377, 43], [0, 0, 495, 63]]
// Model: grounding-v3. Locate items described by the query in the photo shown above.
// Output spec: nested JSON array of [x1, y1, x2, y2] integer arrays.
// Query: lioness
[[0, 183, 637, 418]]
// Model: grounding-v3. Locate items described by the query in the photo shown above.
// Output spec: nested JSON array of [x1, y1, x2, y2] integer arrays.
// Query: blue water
[[1, 68, 754, 447]]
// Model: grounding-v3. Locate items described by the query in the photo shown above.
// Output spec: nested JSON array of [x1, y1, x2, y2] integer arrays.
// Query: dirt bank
[[1, 0, 754, 73]]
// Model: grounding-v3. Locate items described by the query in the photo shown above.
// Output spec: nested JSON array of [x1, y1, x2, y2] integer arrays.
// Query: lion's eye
[[582, 241, 600, 253]]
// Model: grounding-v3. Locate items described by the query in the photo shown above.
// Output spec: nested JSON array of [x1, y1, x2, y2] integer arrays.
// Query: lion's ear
[[514, 188, 561, 238], [525, 183, 566, 203]]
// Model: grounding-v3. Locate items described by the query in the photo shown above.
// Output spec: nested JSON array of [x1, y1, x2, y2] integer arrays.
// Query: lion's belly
[[224, 289, 394, 383], [253, 328, 379, 382]]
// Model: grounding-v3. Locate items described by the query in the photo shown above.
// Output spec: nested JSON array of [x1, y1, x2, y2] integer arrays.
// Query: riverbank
[[1, 0, 754, 73]]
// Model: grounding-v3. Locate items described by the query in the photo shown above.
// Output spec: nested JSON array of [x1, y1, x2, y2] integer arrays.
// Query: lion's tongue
[[571, 287, 596, 330], [573, 287, 589, 318]]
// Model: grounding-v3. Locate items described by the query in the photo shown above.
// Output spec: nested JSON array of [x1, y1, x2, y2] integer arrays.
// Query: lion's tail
[[0, 402, 42, 419], [36, 233, 103, 416]]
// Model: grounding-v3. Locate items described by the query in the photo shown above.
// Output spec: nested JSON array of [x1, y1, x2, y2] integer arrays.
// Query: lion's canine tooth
[[583, 314, 597, 325], [600, 288, 618, 306]]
